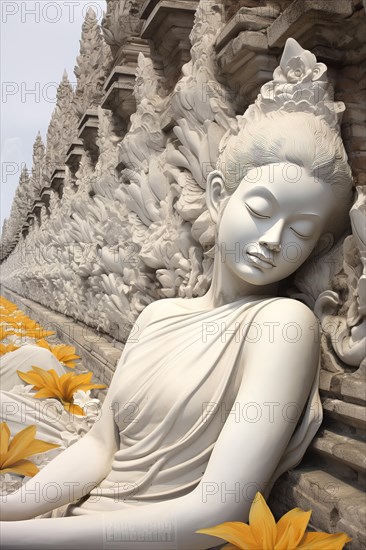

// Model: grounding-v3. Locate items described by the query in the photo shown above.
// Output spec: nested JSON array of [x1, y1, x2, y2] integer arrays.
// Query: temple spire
[[73, 6, 112, 117]]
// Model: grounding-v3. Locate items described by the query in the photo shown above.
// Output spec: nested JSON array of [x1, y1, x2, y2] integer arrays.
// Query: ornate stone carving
[[314, 186, 366, 369], [0, 166, 32, 258], [73, 8, 112, 119], [141, 0, 199, 87], [102, 0, 144, 57], [30, 133, 45, 197], [101, 64, 138, 123], [44, 72, 78, 182]]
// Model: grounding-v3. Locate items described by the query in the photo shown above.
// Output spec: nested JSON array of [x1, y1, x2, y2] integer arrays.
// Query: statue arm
[[0, 301, 161, 522], [195, 298, 320, 514], [1, 386, 119, 521]]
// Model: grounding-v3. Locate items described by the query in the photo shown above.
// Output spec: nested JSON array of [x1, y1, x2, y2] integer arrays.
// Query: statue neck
[[203, 250, 278, 308]]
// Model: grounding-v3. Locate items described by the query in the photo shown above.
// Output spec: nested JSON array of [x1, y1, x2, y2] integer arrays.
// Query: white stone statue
[[0, 39, 354, 549]]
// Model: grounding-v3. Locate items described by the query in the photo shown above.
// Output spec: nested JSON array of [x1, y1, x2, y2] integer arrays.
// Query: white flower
[[274, 51, 327, 85], [0, 473, 23, 495], [9, 384, 36, 396], [73, 390, 101, 416]]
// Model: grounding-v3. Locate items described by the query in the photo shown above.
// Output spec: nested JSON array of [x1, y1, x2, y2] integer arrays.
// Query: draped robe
[[0, 296, 322, 517]]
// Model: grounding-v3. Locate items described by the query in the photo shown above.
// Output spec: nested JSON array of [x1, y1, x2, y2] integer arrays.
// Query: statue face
[[215, 163, 336, 286]]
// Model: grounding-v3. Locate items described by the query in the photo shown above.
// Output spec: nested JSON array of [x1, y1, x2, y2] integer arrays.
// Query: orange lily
[[0, 326, 15, 341], [196, 492, 351, 549], [35, 338, 81, 368], [0, 297, 18, 313], [17, 366, 106, 416], [0, 422, 60, 477], [1, 312, 32, 327], [10, 319, 56, 339], [0, 342, 20, 356]]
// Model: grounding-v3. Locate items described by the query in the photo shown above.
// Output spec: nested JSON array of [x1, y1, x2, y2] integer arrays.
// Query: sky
[[1, 0, 107, 231]]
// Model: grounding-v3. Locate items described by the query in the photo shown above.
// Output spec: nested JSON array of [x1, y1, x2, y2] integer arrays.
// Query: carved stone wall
[[0, 1, 365, 546]]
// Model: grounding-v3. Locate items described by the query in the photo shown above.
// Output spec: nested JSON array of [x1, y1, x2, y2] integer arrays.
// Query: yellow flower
[[1, 313, 31, 327], [11, 319, 56, 339], [0, 422, 60, 477], [0, 297, 18, 314], [0, 326, 15, 341], [0, 298, 55, 338], [196, 492, 351, 549], [0, 343, 20, 356], [35, 338, 81, 368], [17, 366, 106, 416]]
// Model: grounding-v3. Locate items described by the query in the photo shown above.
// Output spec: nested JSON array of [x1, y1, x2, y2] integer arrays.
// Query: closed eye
[[245, 204, 270, 219], [290, 227, 311, 239]]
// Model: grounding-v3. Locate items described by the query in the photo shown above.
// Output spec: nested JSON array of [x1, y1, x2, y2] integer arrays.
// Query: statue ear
[[206, 170, 226, 224]]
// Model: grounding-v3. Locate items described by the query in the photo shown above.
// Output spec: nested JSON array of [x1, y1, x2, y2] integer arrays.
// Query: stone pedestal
[[114, 36, 151, 67], [141, 0, 160, 19], [141, 0, 199, 88], [78, 110, 99, 165], [26, 213, 36, 230], [65, 142, 84, 181], [215, 5, 279, 111], [216, 30, 277, 111], [31, 201, 43, 224], [21, 223, 30, 239], [40, 186, 52, 210], [50, 167, 67, 198], [216, 0, 356, 112], [101, 65, 137, 121], [267, 0, 353, 49]]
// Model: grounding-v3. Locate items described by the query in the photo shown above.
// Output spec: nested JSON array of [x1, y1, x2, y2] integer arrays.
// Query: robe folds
[[0, 296, 322, 517]]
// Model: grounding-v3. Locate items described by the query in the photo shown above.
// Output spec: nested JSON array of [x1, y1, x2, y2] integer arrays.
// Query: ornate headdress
[[216, 37, 353, 213], [242, 37, 345, 131]]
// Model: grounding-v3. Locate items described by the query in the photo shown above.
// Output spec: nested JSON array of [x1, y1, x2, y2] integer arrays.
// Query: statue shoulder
[[247, 297, 320, 356], [135, 297, 187, 332], [257, 296, 318, 325]]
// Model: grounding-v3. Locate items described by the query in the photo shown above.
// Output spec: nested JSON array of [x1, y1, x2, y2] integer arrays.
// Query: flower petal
[[17, 370, 43, 388], [249, 493, 277, 548], [3, 425, 36, 467], [67, 372, 93, 393], [196, 522, 260, 550], [62, 402, 86, 416], [297, 531, 352, 549], [22, 438, 60, 457], [33, 388, 61, 400], [31, 366, 56, 387], [35, 339, 51, 350], [0, 458, 40, 477], [276, 508, 312, 548], [0, 422, 11, 456]]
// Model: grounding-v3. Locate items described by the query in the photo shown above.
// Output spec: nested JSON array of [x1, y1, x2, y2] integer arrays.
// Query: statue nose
[[260, 242, 282, 252], [259, 220, 283, 252]]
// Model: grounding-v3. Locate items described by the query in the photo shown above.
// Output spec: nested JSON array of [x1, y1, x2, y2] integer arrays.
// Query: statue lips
[[246, 251, 276, 269]]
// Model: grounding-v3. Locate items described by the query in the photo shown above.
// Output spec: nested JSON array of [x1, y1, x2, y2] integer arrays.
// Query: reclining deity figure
[[0, 39, 354, 549]]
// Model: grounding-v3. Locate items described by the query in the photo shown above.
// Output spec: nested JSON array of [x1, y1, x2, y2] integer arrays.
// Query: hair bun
[[241, 37, 344, 132]]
